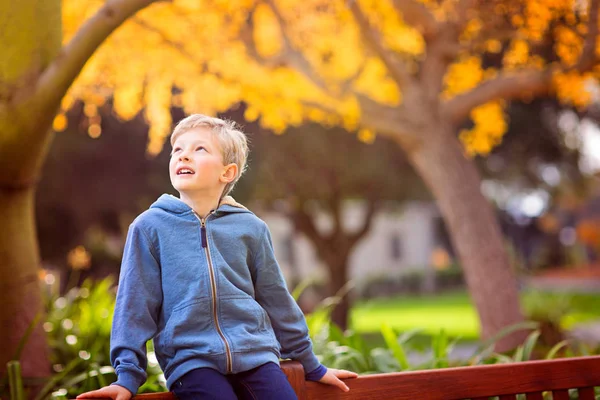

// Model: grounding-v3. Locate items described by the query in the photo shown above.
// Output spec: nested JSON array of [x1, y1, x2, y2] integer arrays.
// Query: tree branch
[[348, 1, 417, 90], [327, 189, 343, 240], [131, 16, 198, 62], [441, 70, 553, 125], [239, 6, 286, 67], [391, 0, 439, 40], [34, 0, 164, 113], [349, 198, 379, 247], [356, 93, 422, 139], [290, 207, 329, 258], [443, 0, 599, 126], [240, 0, 329, 93], [338, 60, 369, 96], [419, 25, 460, 102], [576, 0, 599, 71], [452, 0, 477, 31]]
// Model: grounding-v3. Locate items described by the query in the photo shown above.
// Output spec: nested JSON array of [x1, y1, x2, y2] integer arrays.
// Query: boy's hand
[[76, 385, 132, 400], [318, 368, 358, 392]]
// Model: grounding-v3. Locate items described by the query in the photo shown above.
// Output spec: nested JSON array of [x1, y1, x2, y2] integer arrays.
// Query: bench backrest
[[131, 356, 600, 400]]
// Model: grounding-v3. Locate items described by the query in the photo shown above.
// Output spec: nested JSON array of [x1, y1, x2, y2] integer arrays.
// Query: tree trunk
[[324, 251, 350, 330], [404, 123, 526, 352], [0, 188, 50, 377], [0, 0, 63, 378]]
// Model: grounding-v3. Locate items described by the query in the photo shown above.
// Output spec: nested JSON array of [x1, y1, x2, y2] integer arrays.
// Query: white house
[[254, 200, 442, 284]]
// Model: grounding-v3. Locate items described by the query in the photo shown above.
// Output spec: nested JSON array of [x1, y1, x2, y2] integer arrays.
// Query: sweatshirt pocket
[[162, 298, 223, 357], [219, 297, 277, 353]]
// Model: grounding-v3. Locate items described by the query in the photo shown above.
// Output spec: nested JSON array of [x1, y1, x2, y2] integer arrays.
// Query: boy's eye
[[170, 148, 181, 156], [196, 146, 206, 152]]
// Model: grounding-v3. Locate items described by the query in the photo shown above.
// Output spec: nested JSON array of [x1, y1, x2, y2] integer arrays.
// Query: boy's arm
[[251, 222, 325, 380], [110, 223, 162, 395]]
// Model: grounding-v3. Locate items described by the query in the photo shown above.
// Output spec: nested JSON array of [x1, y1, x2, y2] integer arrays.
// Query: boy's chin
[[172, 184, 212, 195], [174, 184, 197, 193]]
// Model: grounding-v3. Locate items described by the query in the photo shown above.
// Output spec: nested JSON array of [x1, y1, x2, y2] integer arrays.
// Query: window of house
[[390, 232, 402, 261]]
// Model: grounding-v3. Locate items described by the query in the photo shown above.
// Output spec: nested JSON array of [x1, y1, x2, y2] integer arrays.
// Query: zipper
[[196, 212, 233, 373]]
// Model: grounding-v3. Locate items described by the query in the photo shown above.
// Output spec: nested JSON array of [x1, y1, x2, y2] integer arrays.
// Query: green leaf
[[476, 321, 539, 353], [397, 328, 424, 345], [513, 345, 525, 362], [7, 361, 24, 400], [12, 312, 43, 361], [33, 358, 83, 400], [92, 363, 107, 387], [431, 357, 449, 369], [381, 323, 410, 370], [520, 330, 541, 361], [433, 329, 448, 360], [370, 348, 400, 373], [328, 323, 345, 344], [291, 278, 314, 302], [61, 366, 114, 389], [491, 353, 514, 364], [545, 340, 569, 360]]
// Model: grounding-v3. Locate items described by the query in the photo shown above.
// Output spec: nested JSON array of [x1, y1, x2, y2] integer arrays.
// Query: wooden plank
[[121, 358, 600, 400], [281, 360, 309, 400], [298, 357, 600, 400], [525, 392, 543, 400], [79, 393, 175, 400], [577, 387, 596, 400], [551, 389, 570, 400]]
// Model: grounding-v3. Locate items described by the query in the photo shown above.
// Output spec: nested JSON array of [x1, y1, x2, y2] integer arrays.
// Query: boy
[[77, 114, 356, 400]]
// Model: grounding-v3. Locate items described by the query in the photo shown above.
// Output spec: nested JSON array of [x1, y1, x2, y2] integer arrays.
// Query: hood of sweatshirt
[[150, 194, 250, 215]]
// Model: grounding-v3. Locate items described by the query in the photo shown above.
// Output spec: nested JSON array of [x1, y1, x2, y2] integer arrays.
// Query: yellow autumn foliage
[[459, 101, 508, 156], [553, 70, 594, 108], [60, 0, 600, 156]]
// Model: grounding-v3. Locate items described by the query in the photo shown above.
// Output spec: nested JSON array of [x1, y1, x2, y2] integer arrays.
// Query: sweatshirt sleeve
[[251, 222, 323, 376], [110, 223, 162, 395]]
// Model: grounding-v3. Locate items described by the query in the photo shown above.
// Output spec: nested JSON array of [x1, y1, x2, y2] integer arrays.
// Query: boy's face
[[169, 127, 231, 196]]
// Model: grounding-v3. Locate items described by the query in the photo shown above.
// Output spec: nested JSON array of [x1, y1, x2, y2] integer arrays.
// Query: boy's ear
[[221, 163, 238, 183]]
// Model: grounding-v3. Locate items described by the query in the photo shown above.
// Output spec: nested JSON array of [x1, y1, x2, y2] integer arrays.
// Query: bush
[[13, 275, 168, 399], [301, 283, 600, 375]]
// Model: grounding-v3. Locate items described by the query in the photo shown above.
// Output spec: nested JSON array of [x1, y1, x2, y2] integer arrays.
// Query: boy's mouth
[[176, 167, 195, 175]]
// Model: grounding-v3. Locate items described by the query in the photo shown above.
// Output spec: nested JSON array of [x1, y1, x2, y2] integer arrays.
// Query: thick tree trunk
[[0, 0, 63, 379], [405, 123, 526, 352], [0, 188, 50, 377]]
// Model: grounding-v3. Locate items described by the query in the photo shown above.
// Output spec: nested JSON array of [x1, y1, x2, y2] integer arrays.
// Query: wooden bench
[[132, 356, 600, 399]]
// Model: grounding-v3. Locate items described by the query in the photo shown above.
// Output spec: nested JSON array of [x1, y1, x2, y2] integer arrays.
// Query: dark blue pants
[[172, 362, 298, 400]]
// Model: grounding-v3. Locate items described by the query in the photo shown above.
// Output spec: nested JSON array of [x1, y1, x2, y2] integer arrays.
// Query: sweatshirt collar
[[150, 194, 250, 215]]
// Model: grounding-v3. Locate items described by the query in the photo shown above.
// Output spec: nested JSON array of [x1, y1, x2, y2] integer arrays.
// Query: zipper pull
[[201, 222, 207, 248]]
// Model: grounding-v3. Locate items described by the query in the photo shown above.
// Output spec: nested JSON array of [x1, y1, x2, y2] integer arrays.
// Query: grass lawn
[[350, 290, 600, 344]]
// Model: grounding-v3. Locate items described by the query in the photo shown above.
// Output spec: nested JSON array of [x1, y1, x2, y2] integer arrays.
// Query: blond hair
[[171, 114, 249, 198]]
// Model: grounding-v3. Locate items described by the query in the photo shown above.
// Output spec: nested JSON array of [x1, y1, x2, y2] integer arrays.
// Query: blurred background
[[3, 0, 600, 397]]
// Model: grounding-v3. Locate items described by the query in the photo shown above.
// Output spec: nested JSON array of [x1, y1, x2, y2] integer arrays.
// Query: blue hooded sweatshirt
[[110, 194, 325, 394]]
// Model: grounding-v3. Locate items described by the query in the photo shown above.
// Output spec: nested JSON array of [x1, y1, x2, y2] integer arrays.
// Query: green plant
[[0, 311, 43, 399], [524, 291, 572, 324], [298, 275, 598, 377], [7, 361, 24, 400], [37, 275, 167, 397], [524, 291, 572, 348]]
